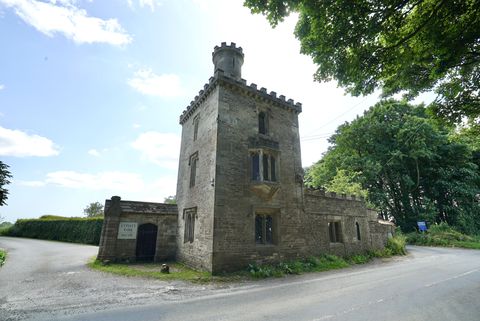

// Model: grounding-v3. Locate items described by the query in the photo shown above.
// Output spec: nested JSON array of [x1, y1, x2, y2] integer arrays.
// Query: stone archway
[[136, 223, 158, 261]]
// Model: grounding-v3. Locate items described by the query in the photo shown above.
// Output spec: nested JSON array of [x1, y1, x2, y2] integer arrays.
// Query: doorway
[[136, 223, 158, 261]]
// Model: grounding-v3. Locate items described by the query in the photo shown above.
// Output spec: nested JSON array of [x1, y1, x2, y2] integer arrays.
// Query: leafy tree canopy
[[244, 0, 480, 124], [83, 201, 104, 217], [305, 99, 480, 233], [163, 195, 177, 204], [0, 161, 12, 206]]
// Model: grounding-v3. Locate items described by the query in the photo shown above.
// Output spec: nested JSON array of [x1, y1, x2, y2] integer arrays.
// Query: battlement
[[304, 188, 364, 202], [213, 42, 244, 56], [179, 69, 302, 124]]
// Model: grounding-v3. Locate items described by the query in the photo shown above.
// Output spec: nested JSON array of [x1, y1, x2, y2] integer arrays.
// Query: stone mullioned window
[[183, 207, 197, 243], [189, 152, 199, 188], [255, 214, 274, 245], [328, 221, 343, 243], [250, 150, 277, 182]]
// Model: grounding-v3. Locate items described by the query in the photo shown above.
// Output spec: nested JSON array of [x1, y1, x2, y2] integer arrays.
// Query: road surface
[[1, 236, 479, 321]]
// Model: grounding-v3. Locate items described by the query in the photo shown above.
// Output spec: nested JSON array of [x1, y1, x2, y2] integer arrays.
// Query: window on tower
[[250, 150, 277, 182], [255, 212, 277, 245], [189, 152, 198, 187], [258, 112, 267, 135], [193, 114, 200, 141]]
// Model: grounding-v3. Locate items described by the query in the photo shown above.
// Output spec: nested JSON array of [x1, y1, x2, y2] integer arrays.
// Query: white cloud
[[20, 171, 177, 203], [18, 180, 46, 187], [127, 0, 162, 12], [87, 148, 100, 157], [131, 132, 180, 169], [128, 69, 184, 97], [0, 84, 4, 90], [0, 0, 132, 45], [132, 123, 141, 129], [0, 126, 59, 157], [45, 170, 144, 191]]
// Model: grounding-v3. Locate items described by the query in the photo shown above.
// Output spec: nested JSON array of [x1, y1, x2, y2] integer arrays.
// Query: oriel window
[[250, 150, 277, 182]]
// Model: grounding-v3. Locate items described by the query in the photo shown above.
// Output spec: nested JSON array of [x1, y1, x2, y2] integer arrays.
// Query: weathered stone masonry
[[97, 42, 394, 272]]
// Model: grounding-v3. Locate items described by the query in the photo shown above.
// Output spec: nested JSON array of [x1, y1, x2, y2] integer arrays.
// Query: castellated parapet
[[212, 42, 244, 80]]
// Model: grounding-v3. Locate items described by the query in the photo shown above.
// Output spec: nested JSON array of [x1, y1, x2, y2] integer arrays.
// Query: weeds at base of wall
[[0, 249, 6, 267], [248, 234, 407, 279], [88, 235, 408, 282]]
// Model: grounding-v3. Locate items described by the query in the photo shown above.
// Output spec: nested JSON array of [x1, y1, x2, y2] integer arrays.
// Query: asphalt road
[[1, 237, 479, 321]]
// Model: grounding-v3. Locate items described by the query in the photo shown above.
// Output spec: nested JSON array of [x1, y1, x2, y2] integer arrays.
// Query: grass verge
[[406, 223, 480, 250], [88, 259, 213, 283], [0, 249, 6, 267], [89, 235, 407, 282]]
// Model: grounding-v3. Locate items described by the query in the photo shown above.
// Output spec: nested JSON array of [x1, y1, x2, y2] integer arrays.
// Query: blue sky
[[0, 0, 417, 221]]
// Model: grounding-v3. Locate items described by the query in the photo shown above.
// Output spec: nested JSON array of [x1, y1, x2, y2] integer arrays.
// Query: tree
[[244, 0, 480, 125], [163, 195, 176, 204], [0, 161, 12, 206], [305, 100, 480, 233], [83, 202, 104, 217]]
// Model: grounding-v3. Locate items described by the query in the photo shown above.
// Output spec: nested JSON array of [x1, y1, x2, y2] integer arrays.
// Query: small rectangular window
[[329, 222, 342, 243], [183, 207, 196, 243], [265, 215, 273, 244], [189, 152, 198, 187], [251, 153, 260, 181], [270, 156, 276, 181], [263, 154, 269, 181], [193, 114, 200, 141], [258, 112, 267, 135], [255, 214, 275, 245], [255, 215, 263, 244]]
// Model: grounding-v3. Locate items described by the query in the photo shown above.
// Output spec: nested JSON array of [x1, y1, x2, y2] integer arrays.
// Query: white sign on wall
[[117, 222, 138, 239]]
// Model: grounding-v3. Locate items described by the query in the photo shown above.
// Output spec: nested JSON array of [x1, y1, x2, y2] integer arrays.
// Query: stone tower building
[[97, 43, 394, 273], [177, 43, 309, 273]]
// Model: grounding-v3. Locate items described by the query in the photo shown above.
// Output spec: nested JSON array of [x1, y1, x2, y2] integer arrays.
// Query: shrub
[[406, 222, 480, 249], [386, 234, 407, 255], [348, 255, 369, 264], [0, 222, 13, 235], [5, 217, 103, 245], [0, 249, 6, 266]]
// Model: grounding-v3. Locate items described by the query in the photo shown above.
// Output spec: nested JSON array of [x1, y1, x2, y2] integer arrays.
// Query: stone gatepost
[[97, 196, 122, 261]]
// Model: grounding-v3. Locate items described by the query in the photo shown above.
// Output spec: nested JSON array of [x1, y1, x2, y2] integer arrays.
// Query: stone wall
[[97, 196, 177, 262], [210, 79, 306, 273], [303, 190, 373, 257], [175, 85, 219, 271]]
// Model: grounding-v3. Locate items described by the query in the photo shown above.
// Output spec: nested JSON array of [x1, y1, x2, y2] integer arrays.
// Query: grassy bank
[[0, 249, 6, 267], [90, 235, 407, 282], [406, 223, 480, 249]]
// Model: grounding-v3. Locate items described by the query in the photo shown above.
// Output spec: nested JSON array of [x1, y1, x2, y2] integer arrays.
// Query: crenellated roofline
[[179, 69, 302, 125]]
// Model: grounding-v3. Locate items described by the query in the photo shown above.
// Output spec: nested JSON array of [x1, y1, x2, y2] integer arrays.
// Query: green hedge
[[5, 217, 103, 245]]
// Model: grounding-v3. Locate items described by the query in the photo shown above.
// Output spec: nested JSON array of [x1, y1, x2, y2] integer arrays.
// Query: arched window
[[258, 112, 267, 135], [356, 222, 361, 241]]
